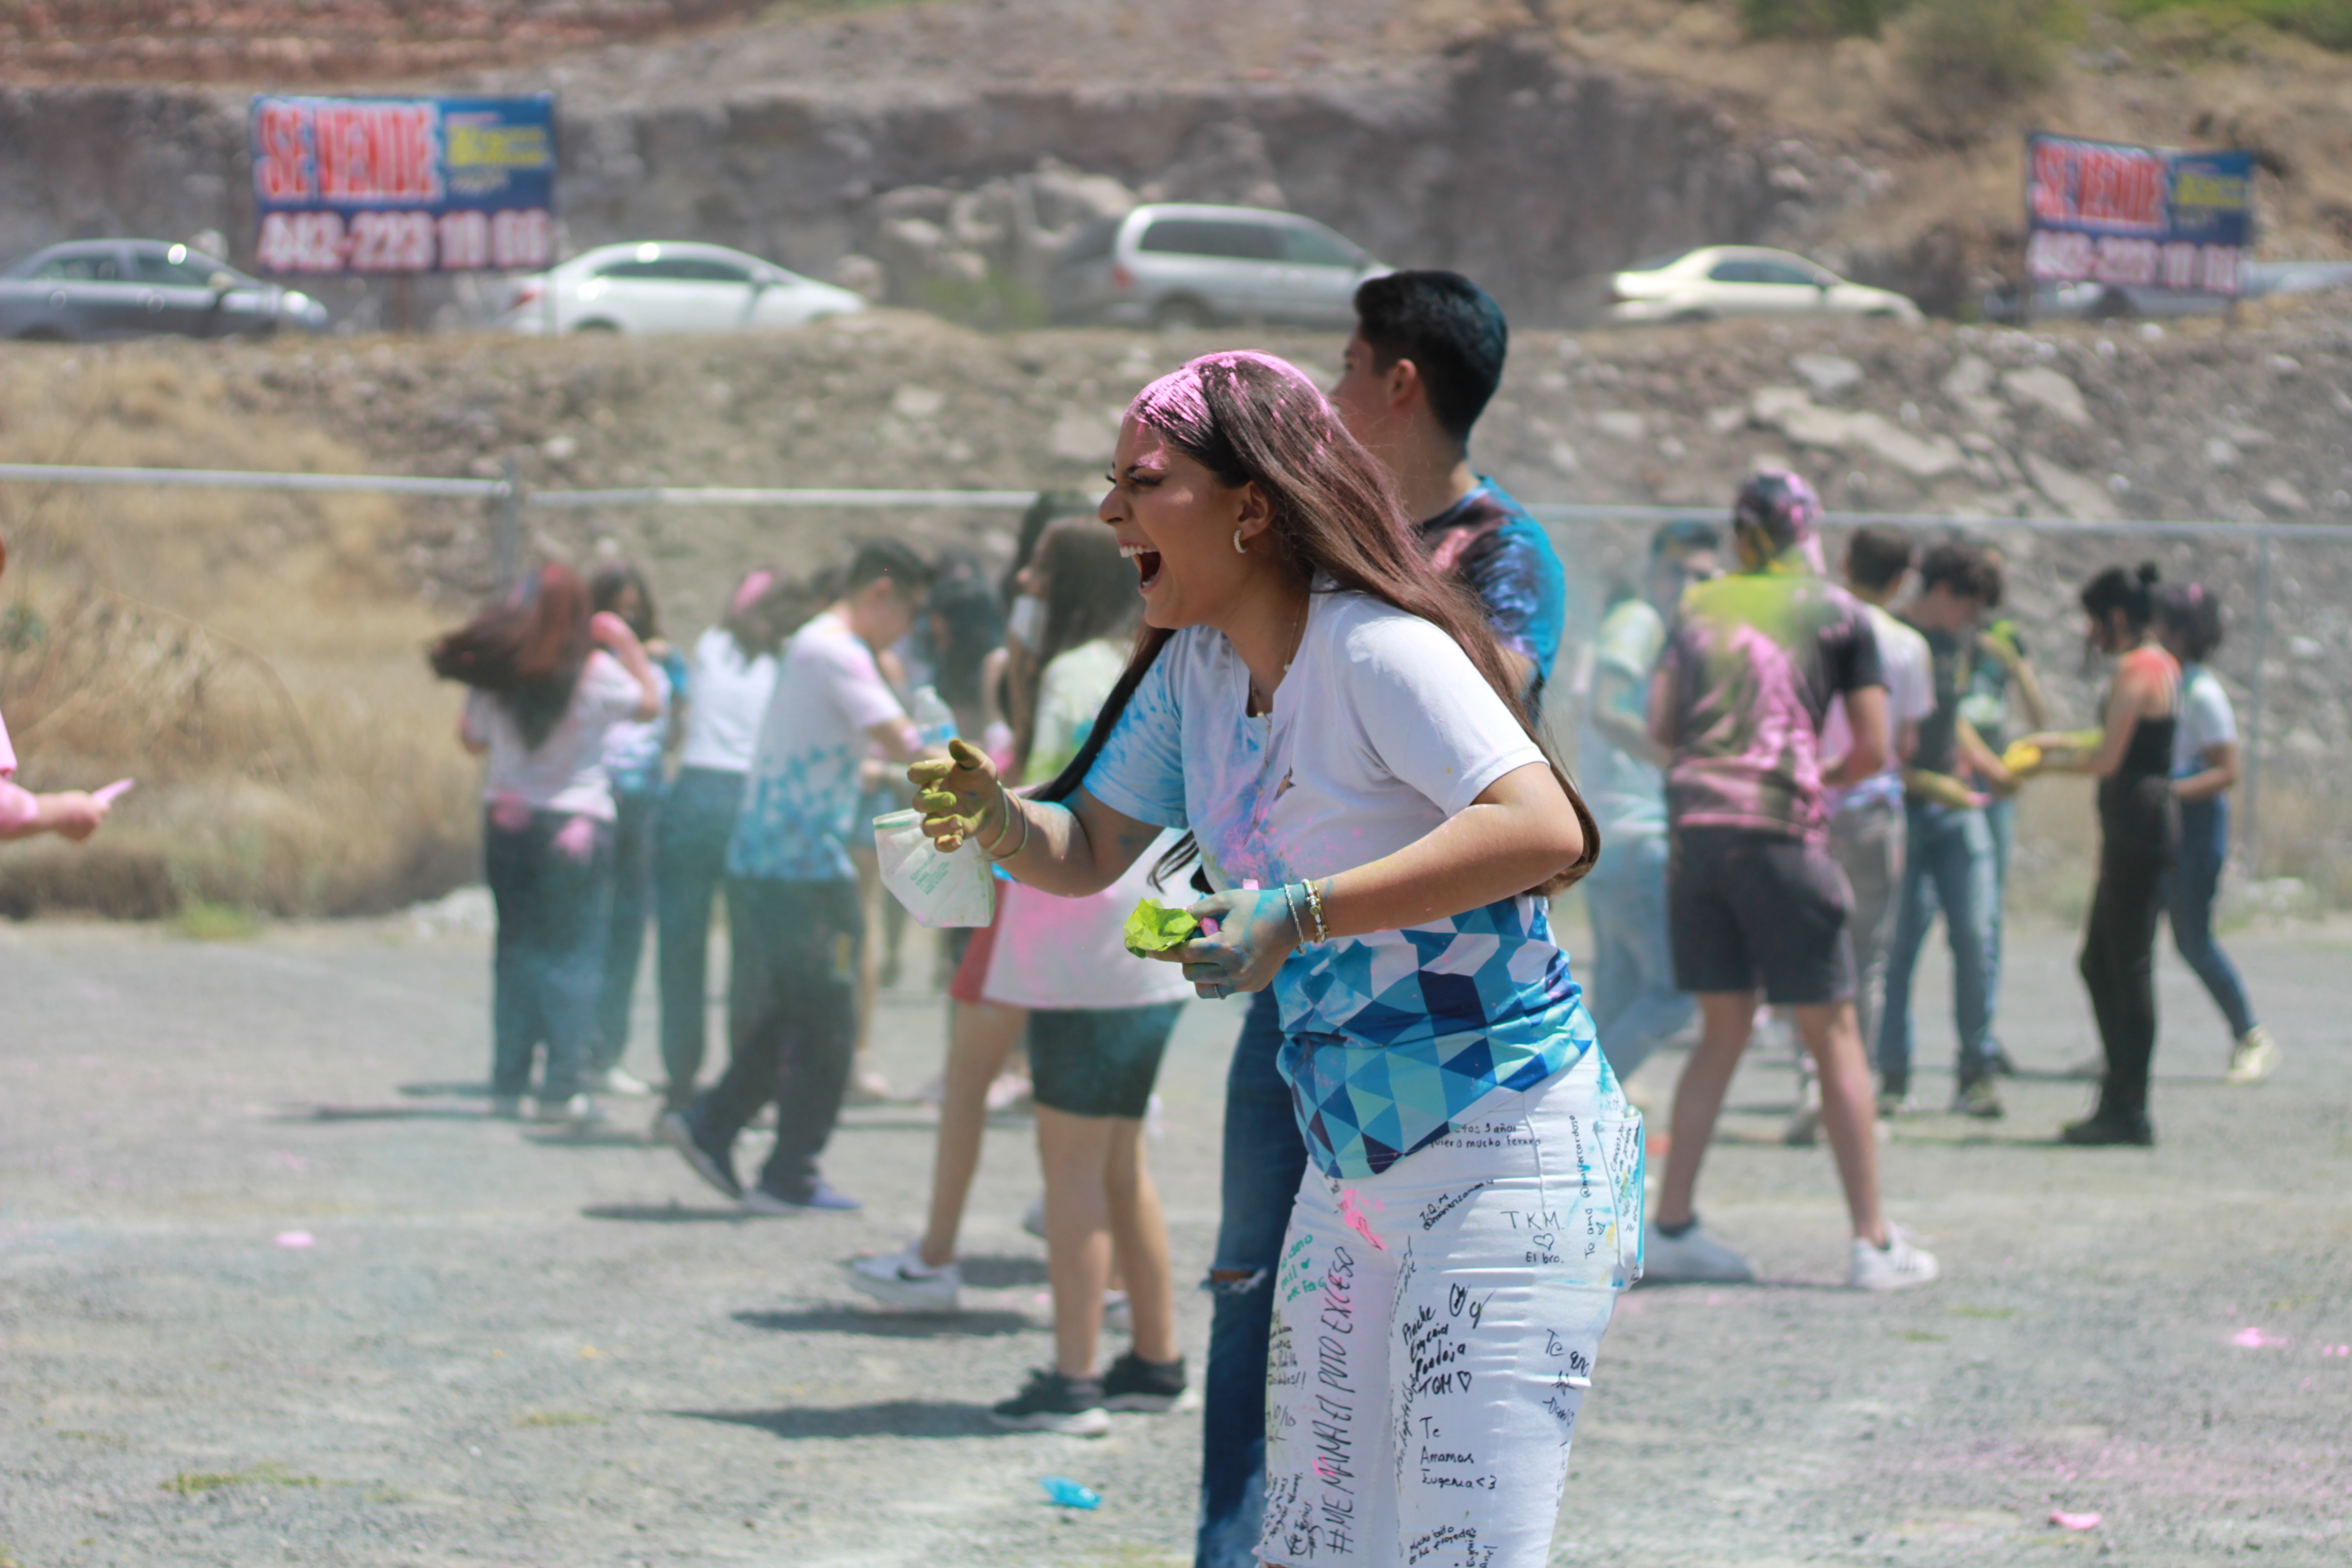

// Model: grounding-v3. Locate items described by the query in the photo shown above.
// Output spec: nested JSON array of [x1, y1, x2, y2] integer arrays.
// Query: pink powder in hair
[[731, 569, 776, 615], [1128, 350, 1328, 432]]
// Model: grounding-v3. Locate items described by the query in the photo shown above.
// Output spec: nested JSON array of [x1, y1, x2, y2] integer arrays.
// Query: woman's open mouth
[[1119, 542, 1164, 591]]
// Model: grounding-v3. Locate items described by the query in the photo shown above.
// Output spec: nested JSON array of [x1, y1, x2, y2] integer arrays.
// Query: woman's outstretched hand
[[1148, 886, 1302, 1000], [909, 736, 1005, 853]]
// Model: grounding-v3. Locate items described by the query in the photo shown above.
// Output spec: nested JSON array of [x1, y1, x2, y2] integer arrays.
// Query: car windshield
[[1624, 250, 1691, 272], [1282, 224, 1365, 268]]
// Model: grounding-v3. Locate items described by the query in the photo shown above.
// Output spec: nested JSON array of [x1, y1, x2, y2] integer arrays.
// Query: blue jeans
[[1877, 800, 1998, 1089], [484, 808, 613, 1102], [1583, 829, 1691, 1080], [1197, 988, 1309, 1568], [2162, 795, 2256, 1039], [654, 767, 746, 1105], [592, 786, 661, 1075]]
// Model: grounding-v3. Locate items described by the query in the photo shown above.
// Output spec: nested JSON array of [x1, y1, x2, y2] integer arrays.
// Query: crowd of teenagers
[[409, 270, 2281, 1568]]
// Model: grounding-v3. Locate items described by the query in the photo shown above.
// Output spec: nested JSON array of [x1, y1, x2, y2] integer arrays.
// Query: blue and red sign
[[250, 94, 556, 275], [2025, 133, 2256, 297]]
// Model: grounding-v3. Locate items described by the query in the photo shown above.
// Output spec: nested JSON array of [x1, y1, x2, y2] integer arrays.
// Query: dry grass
[[0, 348, 478, 919]]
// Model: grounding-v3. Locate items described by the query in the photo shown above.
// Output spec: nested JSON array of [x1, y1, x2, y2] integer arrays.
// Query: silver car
[[0, 239, 328, 341], [1048, 203, 1387, 330]]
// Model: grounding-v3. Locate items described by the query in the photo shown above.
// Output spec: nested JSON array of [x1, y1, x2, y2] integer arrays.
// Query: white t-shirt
[[980, 637, 1192, 1011], [728, 610, 908, 882], [2173, 663, 2237, 779], [1083, 589, 1593, 1180], [1823, 603, 1933, 811], [677, 626, 779, 774], [461, 651, 644, 819]]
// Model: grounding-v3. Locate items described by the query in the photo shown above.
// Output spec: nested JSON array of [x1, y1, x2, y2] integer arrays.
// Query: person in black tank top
[[2020, 564, 2180, 1145]]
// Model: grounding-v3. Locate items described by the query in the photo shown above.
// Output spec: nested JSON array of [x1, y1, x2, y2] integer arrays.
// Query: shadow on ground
[[735, 1306, 1035, 1339], [675, 1400, 1004, 1440]]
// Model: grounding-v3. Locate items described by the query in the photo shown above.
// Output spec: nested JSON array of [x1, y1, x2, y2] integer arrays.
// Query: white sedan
[[1607, 247, 1921, 325], [494, 241, 866, 335]]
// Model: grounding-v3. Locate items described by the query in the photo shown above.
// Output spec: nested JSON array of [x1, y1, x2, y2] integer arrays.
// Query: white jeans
[[1257, 1045, 1643, 1568]]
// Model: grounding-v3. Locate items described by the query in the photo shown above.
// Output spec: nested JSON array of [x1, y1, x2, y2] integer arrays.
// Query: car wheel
[[1151, 296, 1211, 331], [573, 318, 621, 334], [1668, 309, 1712, 325]]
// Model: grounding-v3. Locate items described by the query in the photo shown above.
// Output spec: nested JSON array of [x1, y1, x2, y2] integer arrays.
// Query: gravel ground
[[2, 908, 2348, 1567]]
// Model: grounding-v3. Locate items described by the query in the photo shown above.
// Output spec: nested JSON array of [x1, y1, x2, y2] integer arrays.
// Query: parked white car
[[493, 242, 866, 335], [1607, 247, 1921, 325], [1047, 203, 1388, 329]]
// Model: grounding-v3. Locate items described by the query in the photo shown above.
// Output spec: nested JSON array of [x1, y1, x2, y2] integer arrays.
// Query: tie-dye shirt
[[727, 611, 907, 882], [1657, 553, 1885, 843], [1083, 589, 1597, 1180], [1416, 478, 1567, 712]]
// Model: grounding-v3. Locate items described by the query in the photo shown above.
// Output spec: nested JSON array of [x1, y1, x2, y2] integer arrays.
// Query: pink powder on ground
[[2232, 1327, 2288, 1349], [2050, 1511, 2101, 1531]]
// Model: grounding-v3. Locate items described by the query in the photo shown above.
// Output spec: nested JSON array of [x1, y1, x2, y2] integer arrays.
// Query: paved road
[[2, 909, 2347, 1567]]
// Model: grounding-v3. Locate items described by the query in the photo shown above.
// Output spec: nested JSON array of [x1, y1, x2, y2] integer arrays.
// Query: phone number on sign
[[258, 209, 553, 274]]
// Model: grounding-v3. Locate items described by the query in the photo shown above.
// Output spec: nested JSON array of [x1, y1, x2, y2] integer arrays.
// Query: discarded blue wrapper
[[1039, 1475, 1100, 1510]]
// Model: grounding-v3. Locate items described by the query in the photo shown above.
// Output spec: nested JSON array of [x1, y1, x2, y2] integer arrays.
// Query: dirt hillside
[[6, 301, 2347, 916]]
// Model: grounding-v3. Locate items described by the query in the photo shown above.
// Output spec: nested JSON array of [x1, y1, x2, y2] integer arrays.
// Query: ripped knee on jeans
[[1201, 1266, 1269, 1296]]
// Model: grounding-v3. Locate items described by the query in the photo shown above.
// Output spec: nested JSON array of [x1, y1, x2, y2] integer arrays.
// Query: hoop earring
[[1233, 528, 1249, 555]]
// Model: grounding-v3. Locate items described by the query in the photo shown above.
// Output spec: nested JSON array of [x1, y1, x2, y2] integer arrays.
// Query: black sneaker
[[990, 1369, 1110, 1436], [657, 1108, 741, 1200], [2060, 1111, 2154, 1147], [1102, 1351, 1186, 1413]]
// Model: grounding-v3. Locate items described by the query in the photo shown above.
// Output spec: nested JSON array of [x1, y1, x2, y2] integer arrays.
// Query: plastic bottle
[[910, 685, 956, 748], [1039, 1475, 1101, 1510]]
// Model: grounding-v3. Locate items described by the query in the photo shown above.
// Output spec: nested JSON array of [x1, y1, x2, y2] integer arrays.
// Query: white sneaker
[[845, 1244, 962, 1311], [1021, 1193, 1048, 1240], [1641, 1221, 1755, 1284], [1850, 1225, 1940, 1291], [589, 1067, 653, 1098], [535, 1093, 607, 1127], [2224, 1026, 2279, 1085]]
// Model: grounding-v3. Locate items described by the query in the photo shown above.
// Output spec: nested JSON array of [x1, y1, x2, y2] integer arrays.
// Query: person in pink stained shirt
[[0, 529, 113, 844]]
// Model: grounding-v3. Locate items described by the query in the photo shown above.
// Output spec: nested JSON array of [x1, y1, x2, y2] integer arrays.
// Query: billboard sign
[[250, 94, 556, 275], [2025, 132, 2255, 297]]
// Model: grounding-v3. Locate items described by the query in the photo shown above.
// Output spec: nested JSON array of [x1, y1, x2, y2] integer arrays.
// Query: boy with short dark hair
[[662, 539, 936, 1215]]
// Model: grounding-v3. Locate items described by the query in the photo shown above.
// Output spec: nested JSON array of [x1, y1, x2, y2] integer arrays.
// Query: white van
[[1047, 203, 1387, 330]]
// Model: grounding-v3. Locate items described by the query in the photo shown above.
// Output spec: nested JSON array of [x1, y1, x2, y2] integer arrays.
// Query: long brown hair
[[1036, 350, 1597, 896], [1011, 515, 1143, 780], [427, 563, 594, 751]]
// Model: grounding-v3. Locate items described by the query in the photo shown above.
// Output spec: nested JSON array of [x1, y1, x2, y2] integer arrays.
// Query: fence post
[[2240, 533, 2273, 875], [493, 455, 524, 585]]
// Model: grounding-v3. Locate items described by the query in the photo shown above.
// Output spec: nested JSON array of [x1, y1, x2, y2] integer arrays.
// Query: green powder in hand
[[1123, 898, 1200, 958]]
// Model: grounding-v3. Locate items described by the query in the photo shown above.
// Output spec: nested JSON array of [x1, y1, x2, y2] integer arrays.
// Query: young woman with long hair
[[587, 560, 689, 1099], [2020, 563, 2180, 1146], [911, 352, 1634, 1565], [652, 568, 809, 1113], [851, 515, 1196, 1434], [2151, 581, 2278, 1085], [431, 563, 661, 1125]]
